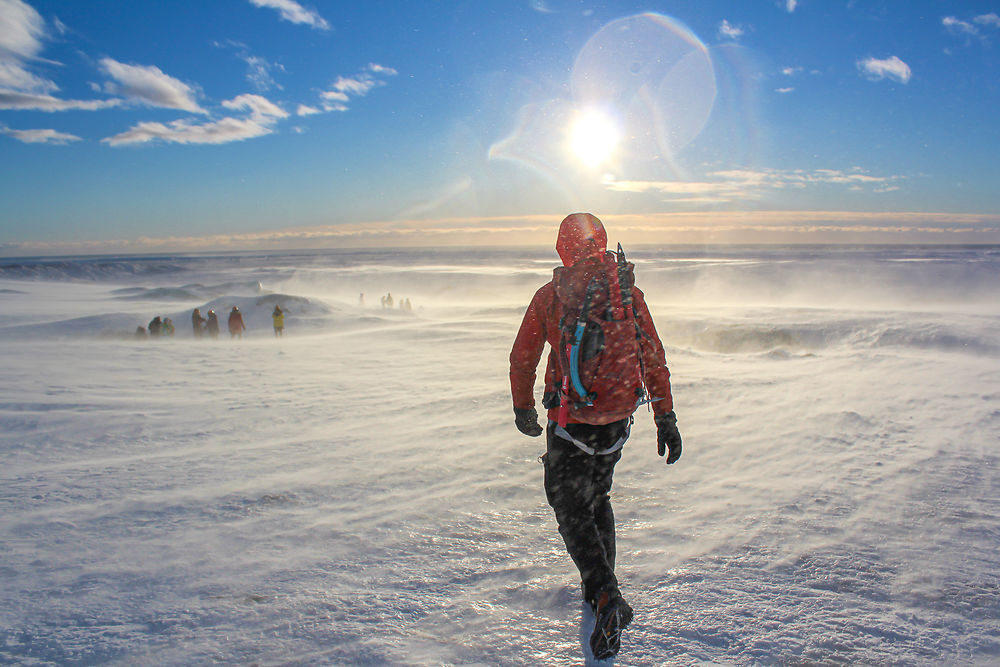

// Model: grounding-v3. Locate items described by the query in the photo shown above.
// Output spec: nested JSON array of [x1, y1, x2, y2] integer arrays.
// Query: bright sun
[[568, 108, 620, 168]]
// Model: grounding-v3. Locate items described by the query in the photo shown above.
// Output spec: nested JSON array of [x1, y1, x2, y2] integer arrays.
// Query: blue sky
[[1, 0, 999, 254]]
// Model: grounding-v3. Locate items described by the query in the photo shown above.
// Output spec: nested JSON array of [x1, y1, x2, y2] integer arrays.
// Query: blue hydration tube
[[568, 276, 600, 406]]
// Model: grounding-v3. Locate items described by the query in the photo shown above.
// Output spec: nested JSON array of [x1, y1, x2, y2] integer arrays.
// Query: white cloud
[[103, 116, 274, 146], [320, 98, 348, 112], [243, 54, 283, 92], [976, 13, 1000, 27], [786, 0, 798, 12], [296, 104, 320, 116], [0, 0, 58, 92], [248, 0, 329, 30], [366, 63, 397, 76], [100, 58, 205, 113], [331, 76, 376, 96], [222, 93, 287, 119], [718, 20, 744, 40], [0, 89, 120, 110], [943, 16, 978, 36], [322, 90, 349, 103], [214, 41, 284, 92], [858, 55, 912, 84], [776, 87, 794, 94], [317, 63, 397, 112], [1, 124, 82, 144], [103, 93, 286, 146], [782, 66, 803, 76]]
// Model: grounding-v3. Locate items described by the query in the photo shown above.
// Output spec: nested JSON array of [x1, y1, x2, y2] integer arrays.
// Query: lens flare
[[488, 12, 717, 188], [569, 108, 620, 168], [571, 13, 716, 170]]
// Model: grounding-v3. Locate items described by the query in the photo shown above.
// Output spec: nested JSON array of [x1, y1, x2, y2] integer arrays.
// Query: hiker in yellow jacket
[[272, 305, 284, 337]]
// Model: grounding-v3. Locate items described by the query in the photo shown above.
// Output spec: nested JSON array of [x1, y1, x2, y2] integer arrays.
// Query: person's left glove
[[514, 407, 543, 437], [655, 411, 682, 464]]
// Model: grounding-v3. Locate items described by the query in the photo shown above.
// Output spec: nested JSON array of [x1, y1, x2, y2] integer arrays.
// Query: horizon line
[[2, 210, 999, 258]]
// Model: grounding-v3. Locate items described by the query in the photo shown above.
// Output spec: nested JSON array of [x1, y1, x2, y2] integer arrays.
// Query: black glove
[[514, 407, 543, 437], [655, 411, 682, 464]]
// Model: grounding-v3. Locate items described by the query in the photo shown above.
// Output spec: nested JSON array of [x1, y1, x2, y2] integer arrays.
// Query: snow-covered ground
[[1, 245, 998, 665]]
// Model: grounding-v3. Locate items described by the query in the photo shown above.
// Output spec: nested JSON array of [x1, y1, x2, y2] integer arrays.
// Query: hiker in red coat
[[509, 212, 682, 659], [228, 306, 246, 338]]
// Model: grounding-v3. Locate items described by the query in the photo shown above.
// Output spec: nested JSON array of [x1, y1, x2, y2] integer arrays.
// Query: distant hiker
[[385, 292, 394, 308], [228, 306, 245, 338], [206, 310, 220, 339], [192, 308, 206, 337], [135, 326, 147, 339], [162, 318, 175, 336], [148, 316, 162, 337], [359, 292, 365, 307], [404, 298, 412, 311], [509, 212, 682, 660], [272, 305, 284, 337]]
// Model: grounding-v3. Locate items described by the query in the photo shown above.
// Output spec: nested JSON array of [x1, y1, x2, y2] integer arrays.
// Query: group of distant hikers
[[135, 305, 285, 339], [360, 292, 413, 311], [137, 315, 176, 337]]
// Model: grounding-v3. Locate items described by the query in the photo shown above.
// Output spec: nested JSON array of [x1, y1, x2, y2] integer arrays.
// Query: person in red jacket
[[228, 306, 246, 339], [509, 212, 682, 659]]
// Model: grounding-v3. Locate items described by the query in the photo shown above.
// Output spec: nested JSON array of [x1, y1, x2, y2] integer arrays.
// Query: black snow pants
[[543, 418, 628, 605]]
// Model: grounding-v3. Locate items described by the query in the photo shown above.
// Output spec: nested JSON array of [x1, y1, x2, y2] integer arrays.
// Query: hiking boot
[[589, 590, 633, 660]]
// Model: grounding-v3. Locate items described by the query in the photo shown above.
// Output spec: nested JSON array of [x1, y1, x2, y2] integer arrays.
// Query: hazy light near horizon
[[568, 108, 620, 168]]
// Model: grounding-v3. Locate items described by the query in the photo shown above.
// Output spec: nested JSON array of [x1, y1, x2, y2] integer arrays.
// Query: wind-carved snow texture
[[0, 245, 998, 665]]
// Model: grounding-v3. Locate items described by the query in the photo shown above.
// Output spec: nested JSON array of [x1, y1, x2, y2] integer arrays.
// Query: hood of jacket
[[556, 213, 607, 267]]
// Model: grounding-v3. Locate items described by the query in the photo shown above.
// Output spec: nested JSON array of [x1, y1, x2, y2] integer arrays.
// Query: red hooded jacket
[[509, 213, 673, 425]]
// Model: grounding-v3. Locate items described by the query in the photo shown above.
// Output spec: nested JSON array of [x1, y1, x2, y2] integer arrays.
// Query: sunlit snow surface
[[1, 245, 998, 665]]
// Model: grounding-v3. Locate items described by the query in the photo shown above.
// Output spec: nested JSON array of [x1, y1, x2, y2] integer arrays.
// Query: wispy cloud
[[103, 94, 286, 146], [782, 66, 803, 76], [214, 40, 285, 92], [222, 93, 288, 119], [602, 167, 901, 203], [103, 117, 272, 147], [943, 16, 978, 36], [248, 0, 329, 30], [0, 1, 124, 111], [785, 0, 798, 12], [718, 20, 744, 40], [858, 55, 911, 84], [318, 63, 398, 112], [100, 58, 205, 113], [0, 89, 120, 111], [243, 54, 283, 92], [976, 13, 1000, 28], [776, 87, 794, 94], [0, 0, 58, 93], [1, 123, 82, 144], [943, 13, 1000, 43]]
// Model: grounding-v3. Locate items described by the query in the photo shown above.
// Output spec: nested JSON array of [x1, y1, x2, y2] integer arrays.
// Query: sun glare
[[569, 108, 620, 168]]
